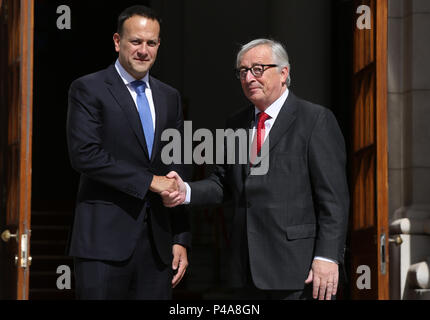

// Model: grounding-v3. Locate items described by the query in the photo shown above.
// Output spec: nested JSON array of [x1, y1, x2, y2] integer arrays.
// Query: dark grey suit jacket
[[66, 64, 191, 265], [189, 92, 349, 290]]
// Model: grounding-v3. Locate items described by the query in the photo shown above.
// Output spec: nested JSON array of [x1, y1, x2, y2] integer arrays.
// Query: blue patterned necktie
[[131, 80, 154, 158]]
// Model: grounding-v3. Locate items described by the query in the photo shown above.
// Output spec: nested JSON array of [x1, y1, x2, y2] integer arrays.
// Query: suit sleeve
[[188, 165, 226, 206], [169, 90, 192, 247], [308, 108, 350, 264], [66, 79, 153, 200], [187, 119, 233, 206]]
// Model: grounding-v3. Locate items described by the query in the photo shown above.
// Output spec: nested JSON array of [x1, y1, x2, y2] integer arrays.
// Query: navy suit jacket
[[66, 64, 190, 264]]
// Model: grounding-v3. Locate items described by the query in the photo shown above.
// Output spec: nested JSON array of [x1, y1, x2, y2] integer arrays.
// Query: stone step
[[29, 288, 75, 300], [31, 240, 68, 255], [30, 226, 70, 242], [29, 255, 73, 272], [31, 211, 73, 227]]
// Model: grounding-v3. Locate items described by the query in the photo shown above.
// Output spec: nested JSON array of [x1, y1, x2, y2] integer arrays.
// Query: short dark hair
[[117, 5, 161, 36]]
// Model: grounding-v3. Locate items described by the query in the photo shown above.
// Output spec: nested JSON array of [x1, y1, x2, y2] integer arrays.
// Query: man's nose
[[137, 43, 148, 55], [245, 69, 256, 82]]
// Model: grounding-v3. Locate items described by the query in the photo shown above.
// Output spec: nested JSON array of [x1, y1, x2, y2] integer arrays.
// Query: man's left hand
[[172, 244, 188, 288], [305, 259, 339, 300]]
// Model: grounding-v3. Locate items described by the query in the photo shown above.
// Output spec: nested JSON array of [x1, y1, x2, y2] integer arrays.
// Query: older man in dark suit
[[66, 5, 190, 299], [163, 39, 349, 300]]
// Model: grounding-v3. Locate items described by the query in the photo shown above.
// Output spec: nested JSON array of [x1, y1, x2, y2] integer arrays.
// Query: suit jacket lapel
[[104, 64, 150, 158], [254, 91, 297, 165], [149, 76, 167, 163], [237, 107, 255, 178]]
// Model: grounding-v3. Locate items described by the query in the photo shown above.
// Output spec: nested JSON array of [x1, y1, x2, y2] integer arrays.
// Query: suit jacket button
[[247, 201, 252, 208]]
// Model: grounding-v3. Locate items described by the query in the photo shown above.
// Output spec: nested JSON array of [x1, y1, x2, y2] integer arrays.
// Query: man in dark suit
[[162, 39, 349, 300], [66, 5, 190, 299]]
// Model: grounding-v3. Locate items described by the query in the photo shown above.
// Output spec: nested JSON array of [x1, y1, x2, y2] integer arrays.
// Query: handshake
[[149, 171, 187, 207]]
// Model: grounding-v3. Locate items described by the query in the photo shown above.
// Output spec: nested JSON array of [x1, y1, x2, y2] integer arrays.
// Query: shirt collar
[[254, 88, 289, 121], [115, 59, 151, 89]]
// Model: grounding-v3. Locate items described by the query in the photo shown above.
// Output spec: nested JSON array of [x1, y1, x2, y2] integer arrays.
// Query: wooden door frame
[[350, 0, 388, 300], [0, 0, 34, 300], [375, 0, 389, 300], [18, 0, 34, 300]]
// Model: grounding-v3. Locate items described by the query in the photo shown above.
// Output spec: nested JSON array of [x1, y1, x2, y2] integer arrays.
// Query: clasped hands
[[150, 171, 186, 207]]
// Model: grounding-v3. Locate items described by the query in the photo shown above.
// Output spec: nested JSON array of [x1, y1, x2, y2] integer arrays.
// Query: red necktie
[[250, 112, 271, 164], [256, 112, 270, 155]]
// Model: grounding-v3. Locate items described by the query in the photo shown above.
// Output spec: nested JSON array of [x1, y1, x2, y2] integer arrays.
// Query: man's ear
[[113, 33, 121, 52], [281, 66, 289, 85]]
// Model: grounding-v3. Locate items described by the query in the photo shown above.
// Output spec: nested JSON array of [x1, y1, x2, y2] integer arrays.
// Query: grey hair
[[236, 38, 291, 87]]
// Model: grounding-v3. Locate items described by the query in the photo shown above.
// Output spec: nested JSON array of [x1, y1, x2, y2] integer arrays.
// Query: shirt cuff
[[314, 256, 338, 264], [184, 182, 191, 204]]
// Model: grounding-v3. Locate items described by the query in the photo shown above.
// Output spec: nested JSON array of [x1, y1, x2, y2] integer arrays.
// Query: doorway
[[1, 0, 388, 300]]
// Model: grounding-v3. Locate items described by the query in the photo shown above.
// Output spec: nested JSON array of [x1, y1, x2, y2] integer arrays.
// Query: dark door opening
[[31, 0, 355, 300]]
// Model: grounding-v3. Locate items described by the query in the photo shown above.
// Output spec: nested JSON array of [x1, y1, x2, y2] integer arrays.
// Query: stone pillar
[[388, 0, 430, 299]]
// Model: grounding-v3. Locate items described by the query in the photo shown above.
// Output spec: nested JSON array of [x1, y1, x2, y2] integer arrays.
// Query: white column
[[388, 0, 430, 300]]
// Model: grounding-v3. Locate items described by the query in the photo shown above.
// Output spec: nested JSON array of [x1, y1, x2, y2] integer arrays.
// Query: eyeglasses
[[235, 64, 278, 80]]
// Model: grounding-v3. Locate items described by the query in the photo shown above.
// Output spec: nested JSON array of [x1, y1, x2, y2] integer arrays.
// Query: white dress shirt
[[250, 88, 289, 141], [114, 59, 156, 129]]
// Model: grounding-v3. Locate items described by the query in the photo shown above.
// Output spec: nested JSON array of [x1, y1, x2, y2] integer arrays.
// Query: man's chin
[[131, 60, 152, 71], [247, 93, 263, 105], [130, 67, 150, 78]]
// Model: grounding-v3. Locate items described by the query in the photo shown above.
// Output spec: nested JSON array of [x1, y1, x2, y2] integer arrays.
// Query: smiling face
[[113, 15, 160, 79], [239, 45, 289, 111]]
